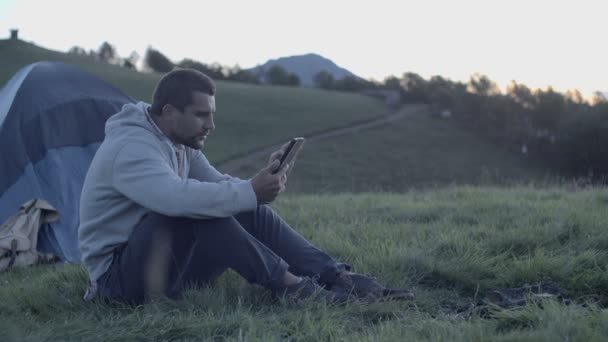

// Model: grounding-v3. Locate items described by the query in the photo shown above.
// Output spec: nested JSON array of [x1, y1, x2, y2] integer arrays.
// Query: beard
[[182, 135, 207, 150]]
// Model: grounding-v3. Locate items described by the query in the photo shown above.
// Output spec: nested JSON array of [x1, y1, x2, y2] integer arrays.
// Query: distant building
[[10, 29, 18, 40]]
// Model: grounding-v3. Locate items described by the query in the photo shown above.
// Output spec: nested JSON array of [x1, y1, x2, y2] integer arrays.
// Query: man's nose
[[204, 117, 215, 131]]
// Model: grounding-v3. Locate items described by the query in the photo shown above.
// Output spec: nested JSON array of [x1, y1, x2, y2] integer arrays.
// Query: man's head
[[149, 68, 217, 149]]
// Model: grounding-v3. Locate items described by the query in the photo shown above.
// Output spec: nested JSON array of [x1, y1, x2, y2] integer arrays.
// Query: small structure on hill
[[10, 29, 19, 40]]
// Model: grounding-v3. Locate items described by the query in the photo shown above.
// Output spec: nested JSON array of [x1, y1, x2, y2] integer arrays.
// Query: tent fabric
[[0, 61, 135, 263]]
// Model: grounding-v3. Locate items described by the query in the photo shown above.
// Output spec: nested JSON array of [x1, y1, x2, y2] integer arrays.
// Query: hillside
[[248, 53, 359, 87], [0, 39, 387, 162], [227, 107, 550, 192], [2, 188, 608, 340]]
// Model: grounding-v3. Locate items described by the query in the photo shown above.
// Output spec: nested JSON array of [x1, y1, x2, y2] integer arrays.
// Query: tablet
[[273, 137, 305, 174]]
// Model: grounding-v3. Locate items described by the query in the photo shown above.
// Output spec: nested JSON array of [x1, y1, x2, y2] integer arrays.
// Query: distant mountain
[[248, 53, 361, 87]]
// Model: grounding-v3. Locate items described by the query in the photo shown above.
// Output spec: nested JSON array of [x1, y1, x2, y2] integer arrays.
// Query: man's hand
[[268, 141, 292, 165], [251, 160, 289, 204], [267, 140, 298, 177]]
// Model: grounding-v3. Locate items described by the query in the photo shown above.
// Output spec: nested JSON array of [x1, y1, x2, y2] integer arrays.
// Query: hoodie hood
[[104, 101, 161, 138]]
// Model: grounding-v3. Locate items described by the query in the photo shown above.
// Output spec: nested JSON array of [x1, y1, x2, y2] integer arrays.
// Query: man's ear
[[161, 104, 177, 116]]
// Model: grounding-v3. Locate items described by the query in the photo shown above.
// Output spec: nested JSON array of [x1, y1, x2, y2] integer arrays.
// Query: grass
[[2, 186, 608, 341], [204, 83, 388, 163], [227, 108, 550, 192], [0, 39, 388, 162]]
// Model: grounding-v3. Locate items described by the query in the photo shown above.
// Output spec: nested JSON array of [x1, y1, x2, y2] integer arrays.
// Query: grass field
[[0, 39, 388, 162], [2, 187, 607, 341], [228, 108, 550, 192]]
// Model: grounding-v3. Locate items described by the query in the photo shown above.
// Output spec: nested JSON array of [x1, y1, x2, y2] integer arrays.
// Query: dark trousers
[[97, 205, 348, 304]]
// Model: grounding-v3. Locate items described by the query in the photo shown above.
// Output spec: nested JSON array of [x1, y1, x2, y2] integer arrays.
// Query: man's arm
[[188, 143, 291, 204], [188, 149, 242, 183], [112, 142, 257, 218], [189, 140, 293, 183]]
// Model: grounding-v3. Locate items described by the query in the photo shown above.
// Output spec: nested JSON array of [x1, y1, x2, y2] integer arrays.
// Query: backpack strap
[[7, 239, 17, 269]]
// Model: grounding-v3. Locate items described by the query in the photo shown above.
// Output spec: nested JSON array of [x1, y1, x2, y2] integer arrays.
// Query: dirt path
[[216, 104, 428, 173]]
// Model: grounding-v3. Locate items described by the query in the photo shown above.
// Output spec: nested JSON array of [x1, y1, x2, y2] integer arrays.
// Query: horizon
[[1, 0, 605, 97]]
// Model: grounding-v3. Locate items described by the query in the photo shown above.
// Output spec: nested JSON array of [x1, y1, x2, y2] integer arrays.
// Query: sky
[[1, 0, 606, 96]]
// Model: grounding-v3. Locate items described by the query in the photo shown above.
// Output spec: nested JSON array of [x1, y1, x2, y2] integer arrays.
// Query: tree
[[506, 81, 535, 109], [226, 66, 259, 84], [68, 46, 87, 55], [333, 76, 371, 92], [565, 89, 584, 105], [314, 71, 334, 89], [287, 74, 300, 86], [467, 73, 500, 96], [266, 65, 288, 85], [426, 76, 455, 107], [175, 60, 258, 84], [591, 91, 608, 105], [266, 65, 300, 86], [123, 51, 139, 70], [383, 76, 401, 90], [97, 41, 117, 63], [144, 47, 174, 73], [531, 87, 566, 132], [557, 103, 608, 179], [177, 59, 224, 80], [400, 72, 428, 103]]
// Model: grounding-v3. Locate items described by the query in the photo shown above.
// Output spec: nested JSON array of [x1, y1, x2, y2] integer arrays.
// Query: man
[[78, 68, 413, 304]]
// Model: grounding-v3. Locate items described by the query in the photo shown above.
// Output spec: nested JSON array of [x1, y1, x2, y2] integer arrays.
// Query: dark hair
[[150, 68, 216, 116]]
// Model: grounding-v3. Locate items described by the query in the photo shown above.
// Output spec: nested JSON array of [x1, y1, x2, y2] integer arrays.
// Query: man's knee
[[130, 212, 200, 252], [142, 212, 201, 230], [139, 214, 252, 245], [257, 204, 274, 215], [192, 216, 249, 239], [195, 216, 238, 228]]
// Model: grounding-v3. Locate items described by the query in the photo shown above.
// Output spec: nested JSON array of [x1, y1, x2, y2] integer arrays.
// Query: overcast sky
[[1, 0, 606, 96]]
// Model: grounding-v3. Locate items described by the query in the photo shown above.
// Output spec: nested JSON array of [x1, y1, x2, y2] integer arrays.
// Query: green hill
[[229, 107, 550, 192], [2, 188, 607, 340], [0, 39, 388, 162]]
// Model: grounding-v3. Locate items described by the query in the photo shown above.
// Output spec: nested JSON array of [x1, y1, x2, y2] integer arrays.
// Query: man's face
[[166, 91, 216, 149]]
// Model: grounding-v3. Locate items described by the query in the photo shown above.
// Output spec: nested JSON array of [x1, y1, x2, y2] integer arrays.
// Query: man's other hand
[[251, 160, 289, 204]]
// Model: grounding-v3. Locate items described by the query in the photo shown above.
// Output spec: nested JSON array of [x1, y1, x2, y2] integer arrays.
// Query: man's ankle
[[278, 272, 302, 288]]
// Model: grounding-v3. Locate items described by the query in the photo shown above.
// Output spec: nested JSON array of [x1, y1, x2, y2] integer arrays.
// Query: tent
[[0, 61, 135, 263]]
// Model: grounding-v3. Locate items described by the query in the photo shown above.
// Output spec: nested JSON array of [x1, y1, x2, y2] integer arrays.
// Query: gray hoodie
[[78, 102, 257, 282]]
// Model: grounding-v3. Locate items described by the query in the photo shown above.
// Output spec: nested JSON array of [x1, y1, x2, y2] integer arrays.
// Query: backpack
[[0, 199, 59, 271]]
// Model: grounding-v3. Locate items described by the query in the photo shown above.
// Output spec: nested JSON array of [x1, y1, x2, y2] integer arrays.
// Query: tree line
[[387, 72, 608, 181], [69, 42, 306, 86], [70, 42, 608, 181], [69, 42, 381, 90]]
